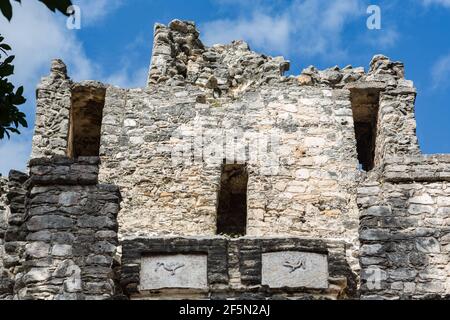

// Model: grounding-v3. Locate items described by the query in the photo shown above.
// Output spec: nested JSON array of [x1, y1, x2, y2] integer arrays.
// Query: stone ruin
[[1, 19, 450, 300]]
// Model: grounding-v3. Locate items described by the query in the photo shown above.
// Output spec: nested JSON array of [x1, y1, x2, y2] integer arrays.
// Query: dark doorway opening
[[350, 88, 381, 171], [67, 86, 106, 158], [217, 163, 248, 236]]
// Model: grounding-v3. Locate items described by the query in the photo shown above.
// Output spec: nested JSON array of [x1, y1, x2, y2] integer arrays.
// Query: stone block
[[416, 237, 441, 253], [408, 204, 435, 215], [52, 244, 73, 257], [139, 254, 208, 290], [261, 251, 328, 289], [25, 242, 50, 259], [27, 215, 74, 231], [409, 194, 434, 205]]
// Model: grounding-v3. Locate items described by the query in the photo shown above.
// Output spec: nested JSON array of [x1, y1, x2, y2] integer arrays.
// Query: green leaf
[[18, 116, 27, 128], [3, 55, 14, 64], [8, 127, 20, 134], [0, 17, 29, 140], [39, 0, 73, 16], [0, 43, 11, 51], [1, 0, 72, 21], [12, 94, 26, 105], [0, 0, 13, 21], [0, 63, 14, 77], [16, 85, 23, 96]]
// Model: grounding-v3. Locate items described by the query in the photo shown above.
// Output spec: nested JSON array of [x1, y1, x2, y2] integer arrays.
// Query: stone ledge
[[383, 155, 450, 183], [28, 157, 100, 186], [29, 156, 100, 166]]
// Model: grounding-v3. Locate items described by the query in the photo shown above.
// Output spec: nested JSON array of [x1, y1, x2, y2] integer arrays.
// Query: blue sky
[[1, 0, 450, 175]]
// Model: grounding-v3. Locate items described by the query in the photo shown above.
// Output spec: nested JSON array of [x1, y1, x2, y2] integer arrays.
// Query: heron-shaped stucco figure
[[283, 259, 307, 273], [155, 262, 185, 276]]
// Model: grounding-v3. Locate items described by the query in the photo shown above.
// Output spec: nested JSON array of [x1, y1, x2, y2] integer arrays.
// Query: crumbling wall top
[[147, 20, 415, 98], [147, 19, 290, 93], [298, 55, 410, 90]]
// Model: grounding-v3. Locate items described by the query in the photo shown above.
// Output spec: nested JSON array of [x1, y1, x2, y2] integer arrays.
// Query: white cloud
[[0, 0, 133, 176], [202, 12, 291, 55], [104, 34, 150, 88], [290, 0, 363, 58], [422, 0, 450, 8], [1, 1, 97, 88], [105, 67, 148, 88], [75, 0, 124, 25], [0, 140, 31, 176], [362, 28, 400, 50], [0, 1, 96, 176], [202, 0, 365, 59], [431, 53, 450, 89]]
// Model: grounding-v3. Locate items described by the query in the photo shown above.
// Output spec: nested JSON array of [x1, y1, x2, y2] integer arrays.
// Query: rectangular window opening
[[217, 163, 248, 237], [350, 88, 381, 172], [67, 86, 106, 159]]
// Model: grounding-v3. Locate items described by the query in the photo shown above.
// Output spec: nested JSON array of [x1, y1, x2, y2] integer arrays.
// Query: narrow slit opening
[[67, 86, 106, 159], [350, 88, 381, 172], [217, 163, 248, 237]]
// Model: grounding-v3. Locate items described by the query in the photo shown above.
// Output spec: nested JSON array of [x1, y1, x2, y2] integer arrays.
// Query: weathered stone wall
[[96, 55, 420, 289], [99, 84, 361, 245], [300, 55, 420, 168], [11, 157, 121, 300], [31, 59, 109, 160], [121, 237, 352, 300], [148, 19, 290, 92], [29, 21, 419, 250], [375, 85, 420, 167], [0, 171, 29, 300], [359, 155, 450, 299], [32, 60, 72, 159], [0, 176, 11, 299], [24, 19, 449, 300]]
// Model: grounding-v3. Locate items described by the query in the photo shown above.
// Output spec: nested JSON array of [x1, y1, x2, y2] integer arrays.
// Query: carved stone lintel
[[262, 252, 329, 289], [140, 254, 207, 290]]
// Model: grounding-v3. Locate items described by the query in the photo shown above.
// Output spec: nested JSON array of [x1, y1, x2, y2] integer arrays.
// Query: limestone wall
[[0, 176, 7, 245], [0, 171, 29, 300], [359, 155, 450, 299], [12, 157, 121, 300], [121, 237, 353, 300], [375, 87, 420, 166], [32, 60, 72, 159], [99, 83, 362, 246], [148, 20, 290, 91], [96, 53, 420, 285], [29, 21, 420, 252], [0, 176, 11, 299], [301, 55, 420, 168], [25, 19, 438, 300]]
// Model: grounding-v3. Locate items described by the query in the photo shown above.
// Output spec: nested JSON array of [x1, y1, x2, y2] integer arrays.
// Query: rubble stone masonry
[[0, 20, 449, 300]]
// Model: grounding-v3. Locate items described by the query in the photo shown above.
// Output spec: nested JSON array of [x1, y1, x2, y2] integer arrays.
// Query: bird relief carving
[[283, 258, 307, 273], [155, 262, 185, 276]]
